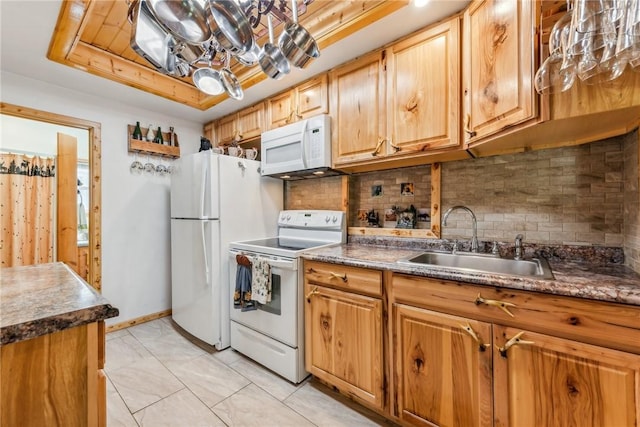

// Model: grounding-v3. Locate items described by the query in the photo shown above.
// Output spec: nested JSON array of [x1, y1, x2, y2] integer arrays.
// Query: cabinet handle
[[371, 138, 385, 156], [295, 105, 303, 119], [475, 293, 517, 317], [329, 272, 348, 282], [286, 110, 295, 123], [306, 267, 316, 274], [306, 286, 319, 303], [497, 331, 535, 358], [459, 322, 490, 352], [390, 140, 401, 153], [464, 114, 477, 138]]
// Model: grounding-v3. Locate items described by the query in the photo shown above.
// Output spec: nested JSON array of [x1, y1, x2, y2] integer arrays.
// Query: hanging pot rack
[[128, 0, 319, 101]]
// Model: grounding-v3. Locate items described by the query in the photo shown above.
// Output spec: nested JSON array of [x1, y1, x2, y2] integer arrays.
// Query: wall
[[285, 131, 639, 262], [1, 72, 204, 326], [624, 130, 640, 271]]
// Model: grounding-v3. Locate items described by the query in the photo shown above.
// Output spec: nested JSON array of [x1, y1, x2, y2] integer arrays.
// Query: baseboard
[[106, 309, 172, 333]]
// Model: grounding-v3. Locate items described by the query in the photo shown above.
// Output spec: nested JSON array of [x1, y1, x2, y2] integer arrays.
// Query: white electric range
[[228, 210, 346, 383]]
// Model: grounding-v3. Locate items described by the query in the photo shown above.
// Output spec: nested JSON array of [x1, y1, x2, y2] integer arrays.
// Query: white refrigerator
[[170, 151, 283, 349]]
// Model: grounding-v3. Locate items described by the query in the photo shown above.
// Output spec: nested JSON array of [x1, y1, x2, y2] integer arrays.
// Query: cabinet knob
[[329, 272, 348, 282], [459, 322, 490, 352], [475, 293, 517, 317], [464, 114, 477, 138], [390, 140, 401, 153], [497, 331, 535, 358], [371, 138, 385, 156], [306, 286, 319, 303]]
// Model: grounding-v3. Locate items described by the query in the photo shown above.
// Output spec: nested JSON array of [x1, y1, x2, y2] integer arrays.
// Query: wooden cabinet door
[[296, 74, 329, 120], [305, 284, 384, 409], [215, 114, 238, 145], [237, 103, 264, 141], [463, 0, 537, 143], [330, 50, 386, 165], [394, 304, 493, 427], [493, 325, 640, 427], [386, 18, 461, 154], [266, 90, 294, 129]]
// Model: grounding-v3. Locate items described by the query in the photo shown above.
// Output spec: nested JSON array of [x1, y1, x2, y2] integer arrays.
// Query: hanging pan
[[259, 14, 291, 80], [278, 0, 319, 68]]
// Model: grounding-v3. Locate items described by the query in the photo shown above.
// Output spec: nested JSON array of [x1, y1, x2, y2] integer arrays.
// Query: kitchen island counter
[[301, 243, 640, 306], [0, 262, 119, 345]]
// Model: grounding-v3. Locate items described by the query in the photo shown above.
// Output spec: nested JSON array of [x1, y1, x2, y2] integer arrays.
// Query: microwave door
[[262, 129, 306, 176]]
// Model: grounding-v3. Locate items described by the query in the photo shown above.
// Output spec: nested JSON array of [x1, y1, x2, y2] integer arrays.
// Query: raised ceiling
[[48, 0, 413, 111]]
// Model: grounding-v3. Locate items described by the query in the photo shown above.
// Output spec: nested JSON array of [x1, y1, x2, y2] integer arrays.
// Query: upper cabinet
[[332, 16, 463, 169], [214, 103, 265, 145], [462, 0, 539, 143], [330, 50, 387, 166], [266, 74, 329, 130], [386, 18, 461, 154]]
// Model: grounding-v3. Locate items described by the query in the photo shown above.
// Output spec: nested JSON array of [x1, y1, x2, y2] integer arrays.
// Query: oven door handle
[[229, 250, 297, 271]]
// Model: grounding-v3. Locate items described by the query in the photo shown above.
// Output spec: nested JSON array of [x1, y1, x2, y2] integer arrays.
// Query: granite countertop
[[0, 262, 119, 345], [301, 243, 640, 306]]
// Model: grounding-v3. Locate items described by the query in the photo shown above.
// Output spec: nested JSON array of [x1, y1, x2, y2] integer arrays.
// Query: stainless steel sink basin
[[397, 251, 554, 279]]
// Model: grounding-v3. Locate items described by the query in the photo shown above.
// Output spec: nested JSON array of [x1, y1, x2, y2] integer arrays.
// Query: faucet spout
[[442, 205, 479, 253], [514, 234, 524, 260]]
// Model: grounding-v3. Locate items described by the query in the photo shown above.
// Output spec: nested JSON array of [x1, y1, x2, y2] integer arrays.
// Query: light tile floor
[[106, 317, 397, 426]]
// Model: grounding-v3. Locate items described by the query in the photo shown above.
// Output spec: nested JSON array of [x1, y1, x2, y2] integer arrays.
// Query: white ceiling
[[0, 0, 470, 124]]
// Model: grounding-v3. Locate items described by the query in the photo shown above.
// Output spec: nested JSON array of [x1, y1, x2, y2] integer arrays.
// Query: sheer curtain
[[0, 153, 56, 267]]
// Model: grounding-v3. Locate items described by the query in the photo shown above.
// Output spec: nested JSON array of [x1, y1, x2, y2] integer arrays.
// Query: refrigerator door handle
[[201, 221, 210, 286], [199, 156, 208, 218]]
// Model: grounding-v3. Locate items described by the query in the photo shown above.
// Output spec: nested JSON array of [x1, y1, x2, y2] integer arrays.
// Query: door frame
[[0, 102, 103, 291]]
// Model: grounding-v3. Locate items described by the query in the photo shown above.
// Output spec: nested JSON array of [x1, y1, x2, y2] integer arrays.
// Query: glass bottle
[[168, 127, 175, 146], [146, 124, 155, 142], [132, 121, 143, 140], [154, 126, 164, 144]]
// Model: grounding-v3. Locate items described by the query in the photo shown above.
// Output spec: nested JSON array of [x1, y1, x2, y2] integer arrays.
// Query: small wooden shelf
[[348, 227, 438, 239], [127, 125, 180, 158]]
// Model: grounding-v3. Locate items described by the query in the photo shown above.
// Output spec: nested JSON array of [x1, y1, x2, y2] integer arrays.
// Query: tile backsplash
[[284, 129, 639, 267]]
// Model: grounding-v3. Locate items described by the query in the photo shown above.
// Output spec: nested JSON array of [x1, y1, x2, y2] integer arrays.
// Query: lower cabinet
[[392, 274, 640, 427], [0, 321, 106, 427], [394, 304, 493, 427], [304, 260, 385, 410], [303, 261, 640, 427]]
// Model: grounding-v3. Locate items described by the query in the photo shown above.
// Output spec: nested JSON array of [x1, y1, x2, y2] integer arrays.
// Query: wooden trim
[[86, 322, 98, 427], [106, 309, 172, 333], [57, 133, 79, 271], [430, 162, 441, 238], [341, 175, 349, 218], [0, 102, 102, 292]]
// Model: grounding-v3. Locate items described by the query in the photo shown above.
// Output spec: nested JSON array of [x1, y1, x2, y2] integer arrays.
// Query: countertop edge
[[1, 304, 119, 346]]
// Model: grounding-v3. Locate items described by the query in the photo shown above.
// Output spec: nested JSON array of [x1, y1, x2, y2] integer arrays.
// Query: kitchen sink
[[397, 251, 554, 279]]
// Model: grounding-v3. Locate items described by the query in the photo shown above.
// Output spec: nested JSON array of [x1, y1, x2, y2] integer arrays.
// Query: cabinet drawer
[[392, 274, 640, 354], [304, 260, 382, 297]]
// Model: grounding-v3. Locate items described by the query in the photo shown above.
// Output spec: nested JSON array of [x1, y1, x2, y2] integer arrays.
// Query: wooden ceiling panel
[[49, 0, 409, 110]]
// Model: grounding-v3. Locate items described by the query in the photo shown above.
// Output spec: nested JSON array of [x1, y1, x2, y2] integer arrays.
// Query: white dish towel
[[251, 256, 272, 304]]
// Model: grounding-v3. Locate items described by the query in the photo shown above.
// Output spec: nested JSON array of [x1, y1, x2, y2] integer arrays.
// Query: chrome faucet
[[514, 234, 524, 260], [442, 205, 478, 253]]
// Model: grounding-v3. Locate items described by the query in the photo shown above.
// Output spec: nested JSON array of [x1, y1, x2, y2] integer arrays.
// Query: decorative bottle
[[132, 121, 143, 140], [154, 126, 164, 144], [168, 127, 175, 146], [146, 124, 155, 142]]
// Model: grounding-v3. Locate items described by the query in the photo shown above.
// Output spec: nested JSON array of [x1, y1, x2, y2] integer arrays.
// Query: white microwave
[[261, 114, 336, 179]]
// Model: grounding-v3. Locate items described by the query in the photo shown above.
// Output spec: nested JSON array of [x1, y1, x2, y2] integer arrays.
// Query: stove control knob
[[325, 216, 331, 223], [280, 215, 286, 221], [286, 214, 292, 221], [332, 215, 338, 223]]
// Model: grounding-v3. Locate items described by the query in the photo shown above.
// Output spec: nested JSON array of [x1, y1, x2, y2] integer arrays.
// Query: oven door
[[228, 249, 299, 347]]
